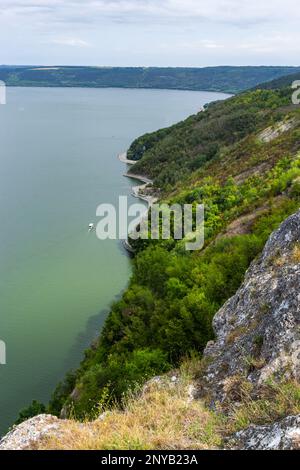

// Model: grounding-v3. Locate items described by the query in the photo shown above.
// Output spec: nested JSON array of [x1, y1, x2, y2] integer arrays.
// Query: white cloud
[[0, 0, 299, 25], [201, 40, 224, 49], [0, 0, 299, 66], [50, 37, 91, 47]]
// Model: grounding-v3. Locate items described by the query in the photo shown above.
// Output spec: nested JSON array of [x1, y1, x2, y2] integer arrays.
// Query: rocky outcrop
[[200, 209, 300, 404], [258, 118, 296, 143], [0, 415, 64, 450], [228, 414, 300, 450]]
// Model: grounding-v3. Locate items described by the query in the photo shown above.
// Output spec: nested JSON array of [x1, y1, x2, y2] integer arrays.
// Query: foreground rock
[[200, 209, 300, 404], [0, 415, 64, 450], [228, 415, 300, 450]]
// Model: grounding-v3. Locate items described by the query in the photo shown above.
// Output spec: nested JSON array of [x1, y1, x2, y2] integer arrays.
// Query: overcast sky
[[0, 0, 299, 66]]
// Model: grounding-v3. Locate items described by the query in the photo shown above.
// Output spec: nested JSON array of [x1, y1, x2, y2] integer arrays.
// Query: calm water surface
[[0, 87, 229, 433]]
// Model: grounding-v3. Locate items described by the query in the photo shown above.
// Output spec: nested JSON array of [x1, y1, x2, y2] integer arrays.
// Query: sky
[[0, 0, 299, 67]]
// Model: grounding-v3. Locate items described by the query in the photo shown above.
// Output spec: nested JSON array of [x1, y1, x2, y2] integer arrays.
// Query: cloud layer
[[0, 0, 299, 66]]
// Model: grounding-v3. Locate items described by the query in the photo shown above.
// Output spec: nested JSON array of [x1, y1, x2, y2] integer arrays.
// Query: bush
[[16, 400, 46, 425], [64, 349, 170, 419]]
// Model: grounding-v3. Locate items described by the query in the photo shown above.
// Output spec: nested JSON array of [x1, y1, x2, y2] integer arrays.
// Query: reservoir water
[[0, 86, 229, 433]]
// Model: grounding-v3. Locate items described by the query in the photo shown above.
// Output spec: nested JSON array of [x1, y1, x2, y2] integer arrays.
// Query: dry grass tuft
[[36, 357, 300, 450], [225, 379, 300, 433], [38, 372, 222, 450], [226, 326, 248, 344], [292, 243, 300, 263]]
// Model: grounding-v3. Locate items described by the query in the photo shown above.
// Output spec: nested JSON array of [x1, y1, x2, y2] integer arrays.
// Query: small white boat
[[88, 223, 94, 231]]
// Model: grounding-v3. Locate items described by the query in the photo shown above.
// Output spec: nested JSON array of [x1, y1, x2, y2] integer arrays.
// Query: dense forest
[[127, 77, 300, 188], [18, 73, 300, 422], [1, 65, 300, 93]]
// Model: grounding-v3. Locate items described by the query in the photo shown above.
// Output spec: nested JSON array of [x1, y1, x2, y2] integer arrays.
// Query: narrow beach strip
[[118, 152, 156, 205], [118, 151, 158, 253], [118, 152, 137, 165]]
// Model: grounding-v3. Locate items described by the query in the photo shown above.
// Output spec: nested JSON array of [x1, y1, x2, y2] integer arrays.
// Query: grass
[[37, 356, 300, 450], [38, 367, 223, 450], [292, 243, 300, 263], [225, 379, 300, 433], [226, 326, 248, 345]]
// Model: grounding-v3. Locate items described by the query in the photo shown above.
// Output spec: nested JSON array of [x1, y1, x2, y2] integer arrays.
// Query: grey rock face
[[228, 414, 300, 450], [201, 209, 300, 403], [258, 118, 296, 143], [0, 414, 64, 450]]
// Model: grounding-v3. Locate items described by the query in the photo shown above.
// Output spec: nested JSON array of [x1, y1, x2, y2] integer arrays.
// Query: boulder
[[228, 414, 300, 450]]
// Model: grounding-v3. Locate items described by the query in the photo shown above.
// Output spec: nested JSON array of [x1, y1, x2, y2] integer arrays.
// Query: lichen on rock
[[0, 415, 64, 450], [228, 414, 300, 450], [199, 209, 300, 405]]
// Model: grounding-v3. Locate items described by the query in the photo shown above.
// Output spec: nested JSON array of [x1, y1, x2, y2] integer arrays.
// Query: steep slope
[[127, 85, 299, 188], [1, 211, 299, 450]]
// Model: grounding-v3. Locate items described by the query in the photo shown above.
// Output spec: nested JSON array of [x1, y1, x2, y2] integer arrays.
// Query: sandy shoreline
[[118, 152, 137, 165], [118, 152, 156, 205], [125, 173, 153, 186], [118, 151, 158, 253]]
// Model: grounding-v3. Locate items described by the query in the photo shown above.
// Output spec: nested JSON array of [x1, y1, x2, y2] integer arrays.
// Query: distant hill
[[254, 70, 300, 90], [0, 65, 300, 93]]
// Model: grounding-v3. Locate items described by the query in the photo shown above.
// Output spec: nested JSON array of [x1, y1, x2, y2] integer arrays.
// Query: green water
[[0, 86, 229, 433]]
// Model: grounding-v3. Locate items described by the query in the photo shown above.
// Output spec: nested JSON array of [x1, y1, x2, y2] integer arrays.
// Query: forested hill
[[127, 74, 300, 188], [253, 70, 300, 90], [0, 65, 300, 93]]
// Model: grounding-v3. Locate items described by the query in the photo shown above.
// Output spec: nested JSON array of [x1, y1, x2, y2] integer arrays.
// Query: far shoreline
[[4, 84, 234, 96]]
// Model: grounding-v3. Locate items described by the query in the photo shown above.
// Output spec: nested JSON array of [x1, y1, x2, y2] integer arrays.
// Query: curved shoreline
[[118, 152, 158, 253], [118, 152, 157, 206], [118, 152, 137, 165]]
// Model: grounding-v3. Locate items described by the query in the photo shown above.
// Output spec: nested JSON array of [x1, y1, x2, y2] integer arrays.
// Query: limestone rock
[[228, 414, 300, 450], [200, 210, 300, 403], [0, 414, 64, 450], [258, 118, 296, 143]]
